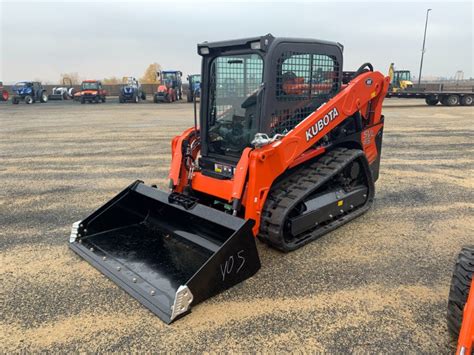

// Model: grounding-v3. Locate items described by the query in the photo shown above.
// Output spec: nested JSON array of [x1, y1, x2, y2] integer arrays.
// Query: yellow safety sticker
[[337, 200, 343, 206], [371, 91, 377, 98]]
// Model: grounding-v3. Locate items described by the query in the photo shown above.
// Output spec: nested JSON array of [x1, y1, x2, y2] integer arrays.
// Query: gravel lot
[[1, 98, 472, 352]]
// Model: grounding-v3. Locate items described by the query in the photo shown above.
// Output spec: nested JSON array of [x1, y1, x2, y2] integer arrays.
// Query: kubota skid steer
[[69, 34, 390, 323]]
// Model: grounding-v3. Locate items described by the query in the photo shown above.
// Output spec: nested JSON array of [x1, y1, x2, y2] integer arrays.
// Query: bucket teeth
[[69, 220, 81, 243], [171, 285, 194, 321]]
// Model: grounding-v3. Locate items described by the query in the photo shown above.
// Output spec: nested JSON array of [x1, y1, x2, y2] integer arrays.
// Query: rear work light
[[250, 41, 261, 50]]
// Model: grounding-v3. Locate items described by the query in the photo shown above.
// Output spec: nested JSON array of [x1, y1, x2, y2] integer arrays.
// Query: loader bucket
[[69, 181, 260, 323]]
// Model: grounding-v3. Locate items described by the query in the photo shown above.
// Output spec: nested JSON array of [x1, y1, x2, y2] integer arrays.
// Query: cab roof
[[197, 33, 343, 55]]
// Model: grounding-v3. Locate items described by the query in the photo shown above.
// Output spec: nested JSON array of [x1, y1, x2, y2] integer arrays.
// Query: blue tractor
[[12, 81, 48, 104], [186, 74, 201, 102], [119, 77, 146, 103]]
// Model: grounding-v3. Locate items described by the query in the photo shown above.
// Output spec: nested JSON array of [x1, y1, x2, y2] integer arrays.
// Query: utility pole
[[418, 8, 432, 86]]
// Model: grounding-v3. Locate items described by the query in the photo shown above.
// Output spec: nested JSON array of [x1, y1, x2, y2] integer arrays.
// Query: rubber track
[[258, 148, 374, 252], [447, 246, 474, 337]]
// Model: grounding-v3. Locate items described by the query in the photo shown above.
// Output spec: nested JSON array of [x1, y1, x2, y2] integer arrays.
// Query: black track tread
[[258, 148, 373, 252], [447, 246, 474, 337]]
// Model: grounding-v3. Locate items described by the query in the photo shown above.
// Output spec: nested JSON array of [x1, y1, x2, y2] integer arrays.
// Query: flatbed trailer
[[386, 89, 473, 106], [343, 71, 473, 106]]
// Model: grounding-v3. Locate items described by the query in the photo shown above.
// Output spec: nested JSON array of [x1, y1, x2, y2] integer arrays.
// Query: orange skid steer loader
[[69, 34, 390, 323]]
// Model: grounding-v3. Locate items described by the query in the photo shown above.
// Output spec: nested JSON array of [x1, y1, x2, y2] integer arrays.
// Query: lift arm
[[243, 71, 390, 233]]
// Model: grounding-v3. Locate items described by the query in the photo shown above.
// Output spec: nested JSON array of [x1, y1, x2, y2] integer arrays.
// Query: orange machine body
[[170, 71, 390, 236], [457, 281, 474, 354]]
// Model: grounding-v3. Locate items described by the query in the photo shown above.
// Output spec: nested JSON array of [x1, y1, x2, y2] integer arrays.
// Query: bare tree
[[102, 77, 122, 84], [59, 72, 80, 85]]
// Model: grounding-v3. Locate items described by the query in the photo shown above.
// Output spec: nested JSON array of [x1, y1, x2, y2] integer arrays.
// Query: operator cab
[[81, 81, 102, 90], [188, 74, 201, 90], [123, 77, 139, 88], [392, 70, 411, 85], [197, 34, 343, 178]]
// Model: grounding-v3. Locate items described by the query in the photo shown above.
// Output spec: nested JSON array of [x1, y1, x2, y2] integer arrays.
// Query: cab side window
[[277, 52, 338, 100], [269, 51, 339, 136]]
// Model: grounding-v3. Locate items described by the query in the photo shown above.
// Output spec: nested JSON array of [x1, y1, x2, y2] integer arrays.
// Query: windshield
[[395, 71, 411, 82], [207, 53, 263, 157], [162, 72, 177, 81], [14, 82, 28, 87], [190, 75, 201, 84], [82, 82, 99, 90]]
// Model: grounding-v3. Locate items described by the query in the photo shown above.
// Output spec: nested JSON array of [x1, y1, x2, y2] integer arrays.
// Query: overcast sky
[[0, 0, 472, 84]]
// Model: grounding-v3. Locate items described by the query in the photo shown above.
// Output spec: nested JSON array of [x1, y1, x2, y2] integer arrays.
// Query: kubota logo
[[305, 107, 339, 142]]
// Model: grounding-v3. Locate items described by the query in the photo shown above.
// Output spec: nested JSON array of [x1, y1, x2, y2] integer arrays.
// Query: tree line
[[58, 63, 162, 85]]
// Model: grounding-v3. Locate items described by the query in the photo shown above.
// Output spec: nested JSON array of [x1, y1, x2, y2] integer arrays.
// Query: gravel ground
[[1, 98, 472, 352]]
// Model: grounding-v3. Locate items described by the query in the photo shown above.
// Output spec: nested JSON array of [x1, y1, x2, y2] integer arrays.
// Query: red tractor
[[153, 70, 182, 103], [0, 81, 9, 102]]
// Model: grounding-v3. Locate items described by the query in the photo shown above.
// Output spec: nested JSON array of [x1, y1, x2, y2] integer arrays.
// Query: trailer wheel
[[442, 94, 460, 106], [447, 246, 474, 337], [141, 92, 146, 100], [102, 96, 106, 103], [425, 97, 439, 106], [25, 95, 33, 104], [461, 95, 473, 106]]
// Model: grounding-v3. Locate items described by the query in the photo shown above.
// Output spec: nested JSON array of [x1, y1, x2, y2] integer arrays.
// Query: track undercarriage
[[259, 148, 374, 251]]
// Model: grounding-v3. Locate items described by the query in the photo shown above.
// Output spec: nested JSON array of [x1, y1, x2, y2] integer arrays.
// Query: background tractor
[[388, 63, 413, 92], [186, 74, 201, 102], [12, 81, 48, 104], [0, 81, 9, 102], [154, 70, 182, 103], [119, 77, 146, 103], [74, 80, 107, 104], [69, 34, 390, 324], [48, 77, 76, 100]]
